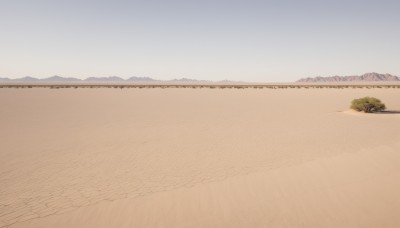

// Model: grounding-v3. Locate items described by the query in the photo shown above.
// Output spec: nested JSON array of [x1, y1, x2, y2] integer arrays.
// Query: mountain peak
[[16, 76, 40, 81], [297, 72, 399, 82], [44, 76, 81, 81]]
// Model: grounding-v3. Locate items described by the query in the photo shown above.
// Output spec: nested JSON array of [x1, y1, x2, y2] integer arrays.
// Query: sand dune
[[1, 88, 399, 227]]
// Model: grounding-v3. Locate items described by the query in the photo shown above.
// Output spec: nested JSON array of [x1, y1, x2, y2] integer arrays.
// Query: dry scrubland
[[1, 87, 400, 227]]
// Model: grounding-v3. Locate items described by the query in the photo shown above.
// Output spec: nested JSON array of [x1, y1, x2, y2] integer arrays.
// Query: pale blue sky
[[1, 0, 399, 82]]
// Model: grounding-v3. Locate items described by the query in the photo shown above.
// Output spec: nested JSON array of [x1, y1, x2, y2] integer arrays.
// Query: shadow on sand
[[375, 110, 400, 115]]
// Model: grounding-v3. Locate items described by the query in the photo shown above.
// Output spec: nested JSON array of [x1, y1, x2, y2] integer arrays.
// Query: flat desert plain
[[1, 87, 400, 228]]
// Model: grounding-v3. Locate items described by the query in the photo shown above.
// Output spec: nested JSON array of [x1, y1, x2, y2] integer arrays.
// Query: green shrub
[[351, 97, 386, 113]]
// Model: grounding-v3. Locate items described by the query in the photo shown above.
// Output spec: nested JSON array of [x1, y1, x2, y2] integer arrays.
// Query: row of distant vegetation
[[1, 85, 400, 89]]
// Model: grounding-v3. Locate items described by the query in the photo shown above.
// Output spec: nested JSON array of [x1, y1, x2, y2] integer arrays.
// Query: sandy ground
[[0, 88, 399, 227]]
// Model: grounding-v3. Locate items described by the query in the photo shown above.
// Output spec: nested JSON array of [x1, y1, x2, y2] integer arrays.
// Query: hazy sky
[[1, 0, 399, 82]]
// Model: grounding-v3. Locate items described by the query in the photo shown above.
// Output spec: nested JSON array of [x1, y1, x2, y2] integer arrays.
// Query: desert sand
[[1, 87, 400, 227]]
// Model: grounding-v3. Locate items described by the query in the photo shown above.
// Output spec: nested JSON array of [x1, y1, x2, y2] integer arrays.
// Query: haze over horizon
[[1, 0, 399, 82]]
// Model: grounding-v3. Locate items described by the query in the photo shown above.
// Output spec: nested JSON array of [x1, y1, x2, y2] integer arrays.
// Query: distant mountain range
[[2, 72, 398, 84], [297, 73, 400, 83], [0, 76, 219, 83]]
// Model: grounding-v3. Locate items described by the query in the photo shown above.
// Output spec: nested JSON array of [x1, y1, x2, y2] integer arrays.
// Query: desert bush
[[351, 97, 386, 113]]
